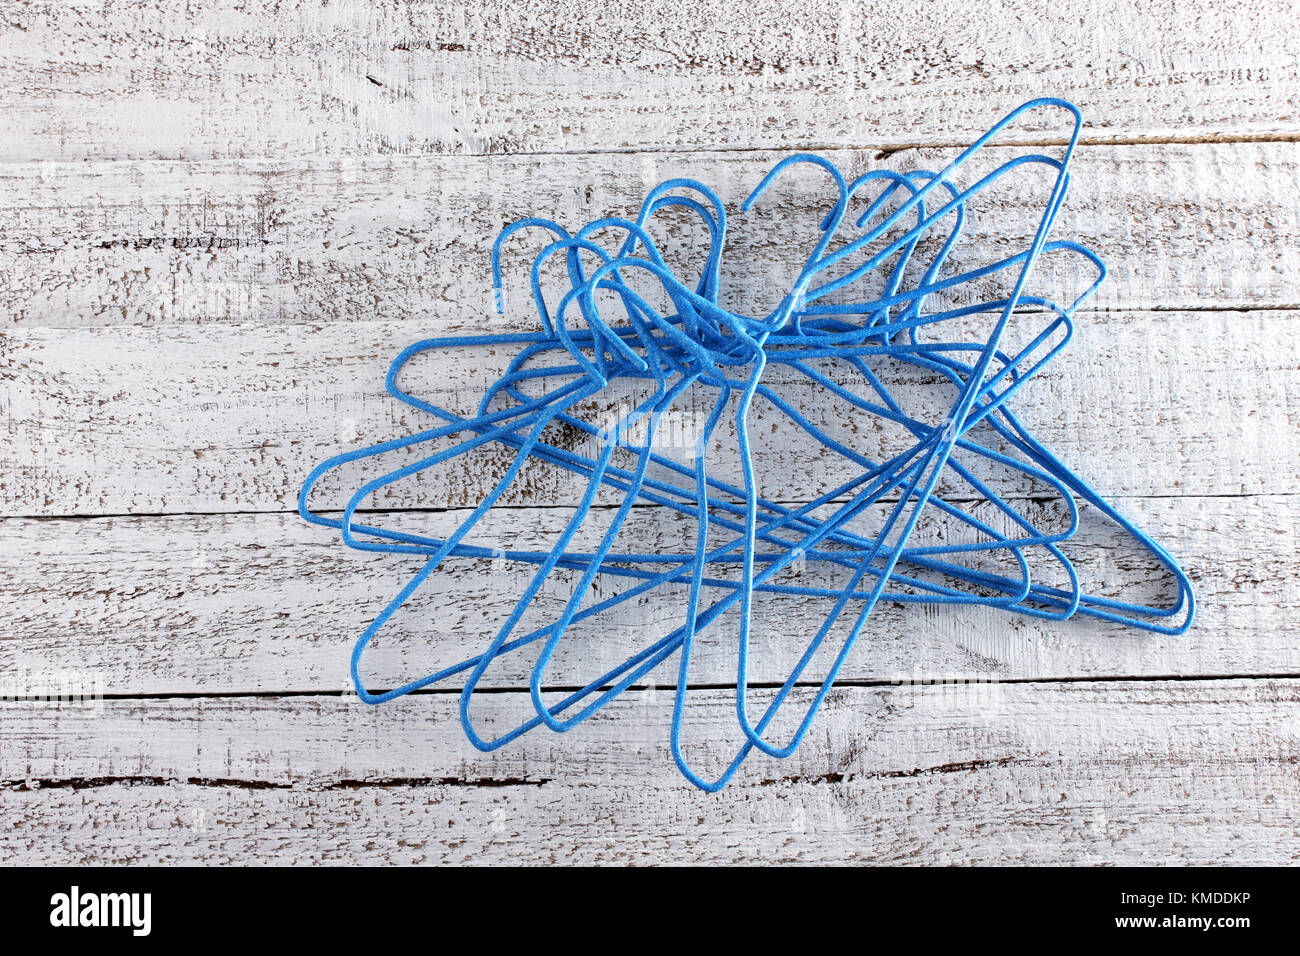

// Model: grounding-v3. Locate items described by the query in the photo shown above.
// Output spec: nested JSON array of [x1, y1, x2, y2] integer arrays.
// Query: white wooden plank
[[2, 0, 1298, 160], [0, 494, 1293, 694], [1, 143, 1296, 329], [1, 680, 1296, 863], [3, 309, 1295, 516], [2, 0, 1291, 871]]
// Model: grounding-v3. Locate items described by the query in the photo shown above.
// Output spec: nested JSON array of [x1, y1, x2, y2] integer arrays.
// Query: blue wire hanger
[[299, 98, 1194, 791]]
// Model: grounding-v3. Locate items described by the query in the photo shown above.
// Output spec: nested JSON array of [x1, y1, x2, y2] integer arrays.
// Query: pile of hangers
[[300, 99, 1193, 791]]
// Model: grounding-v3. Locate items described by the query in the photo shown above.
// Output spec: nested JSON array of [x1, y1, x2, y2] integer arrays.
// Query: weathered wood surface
[[2, 680, 1297, 864], [4, 309, 1296, 516], [2, 0, 1297, 865], [0, 494, 1292, 695], [3, 0, 1299, 161], [1, 142, 1296, 329]]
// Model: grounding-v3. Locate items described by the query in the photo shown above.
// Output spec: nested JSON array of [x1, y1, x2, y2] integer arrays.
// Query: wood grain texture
[[2, 680, 1297, 863], [0, 494, 1292, 696], [3, 0, 1299, 161], [1, 142, 1297, 330], [3, 0, 1296, 866], [4, 309, 1296, 516]]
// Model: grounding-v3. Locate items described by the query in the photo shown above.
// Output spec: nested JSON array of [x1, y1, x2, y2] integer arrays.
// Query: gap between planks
[[42, 671, 1300, 707], [0, 486, 1295, 523], [3, 130, 1296, 168]]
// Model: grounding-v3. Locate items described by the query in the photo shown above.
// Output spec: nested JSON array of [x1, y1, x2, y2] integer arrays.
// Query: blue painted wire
[[298, 98, 1195, 790]]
